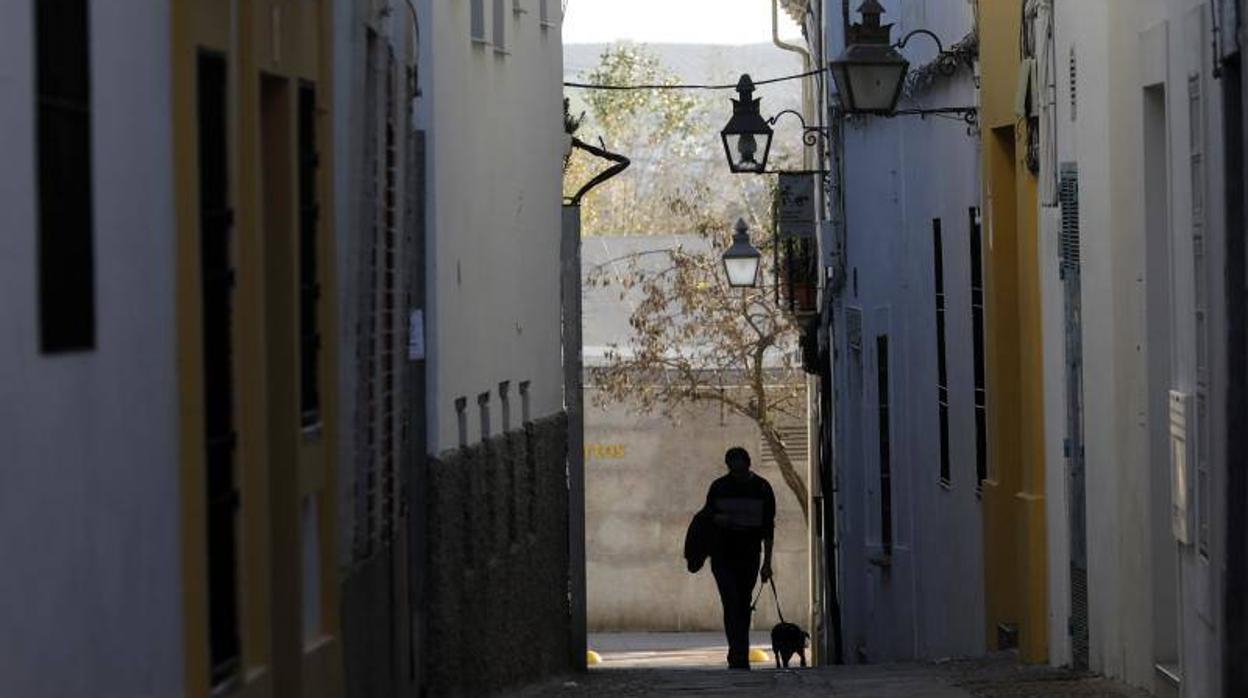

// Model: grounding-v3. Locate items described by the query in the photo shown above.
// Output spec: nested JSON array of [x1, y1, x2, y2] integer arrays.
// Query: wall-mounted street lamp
[[829, 0, 977, 123], [828, 0, 908, 113], [720, 75, 774, 174], [720, 77, 830, 174], [722, 218, 762, 288]]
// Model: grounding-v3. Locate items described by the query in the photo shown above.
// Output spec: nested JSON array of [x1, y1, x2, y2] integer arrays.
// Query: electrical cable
[[563, 67, 825, 91]]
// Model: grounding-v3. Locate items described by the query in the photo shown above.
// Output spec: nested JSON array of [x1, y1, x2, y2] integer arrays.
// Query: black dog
[[770, 621, 809, 668]]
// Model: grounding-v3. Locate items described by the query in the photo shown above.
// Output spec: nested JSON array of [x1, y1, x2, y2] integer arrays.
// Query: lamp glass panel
[[847, 62, 907, 112], [722, 133, 766, 172], [724, 256, 760, 287]]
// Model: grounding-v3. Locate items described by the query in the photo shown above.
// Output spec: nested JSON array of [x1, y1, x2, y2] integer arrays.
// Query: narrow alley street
[[3, 0, 1245, 697], [511, 636, 1150, 698]]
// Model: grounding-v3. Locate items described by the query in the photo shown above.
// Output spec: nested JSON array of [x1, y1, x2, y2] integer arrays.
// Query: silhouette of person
[[702, 447, 776, 670]]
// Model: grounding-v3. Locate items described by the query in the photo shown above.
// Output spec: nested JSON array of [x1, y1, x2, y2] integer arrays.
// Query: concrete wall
[[826, 0, 986, 664], [423, 414, 571, 695], [584, 390, 811, 632], [418, 0, 566, 453], [0, 2, 183, 696]]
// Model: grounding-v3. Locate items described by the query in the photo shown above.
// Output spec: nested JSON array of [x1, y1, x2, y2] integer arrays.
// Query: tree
[[587, 232, 809, 521], [563, 44, 785, 237], [571, 44, 809, 519]]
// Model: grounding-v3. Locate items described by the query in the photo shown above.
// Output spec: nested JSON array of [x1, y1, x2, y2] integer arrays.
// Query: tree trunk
[[760, 423, 809, 523]]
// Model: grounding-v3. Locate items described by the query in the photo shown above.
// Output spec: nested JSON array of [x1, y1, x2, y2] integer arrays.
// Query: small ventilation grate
[[761, 424, 809, 468], [1070, 564, 1090, 669], [1068, 44, 1078, 122]]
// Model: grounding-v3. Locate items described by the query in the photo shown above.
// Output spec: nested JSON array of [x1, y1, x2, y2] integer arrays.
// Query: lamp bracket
[[766, 109, 831, 147], [893, 29, 945, 54], [888, 106, 978, 128]]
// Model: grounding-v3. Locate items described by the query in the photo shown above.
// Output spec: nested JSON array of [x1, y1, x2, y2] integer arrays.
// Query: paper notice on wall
[[408, 309, 425, 361]]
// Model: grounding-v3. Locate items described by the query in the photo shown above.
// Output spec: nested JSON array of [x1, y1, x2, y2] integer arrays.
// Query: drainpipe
[[773, 0, 814, 168]]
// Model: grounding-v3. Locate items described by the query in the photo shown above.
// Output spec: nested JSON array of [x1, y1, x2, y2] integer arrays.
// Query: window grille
[[877, 334, 893, 554], [1189, 72, 1211, 559], [969, 208, 988, 485], [933, 219, 951, 485], [197, 51, 241, 685], [379, 53, 400, 544], [37, 0, 95, 352], [298, 85, 322, 428]]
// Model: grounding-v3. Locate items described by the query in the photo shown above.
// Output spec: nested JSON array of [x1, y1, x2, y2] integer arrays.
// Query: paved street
[[507, 634, 1151, 697]]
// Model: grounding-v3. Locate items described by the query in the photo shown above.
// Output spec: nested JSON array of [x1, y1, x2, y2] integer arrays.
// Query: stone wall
[[424, 413, 571, 695]]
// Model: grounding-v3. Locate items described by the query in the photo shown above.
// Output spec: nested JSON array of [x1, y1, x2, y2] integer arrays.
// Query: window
[[877, 334, 893, 554], [1190, 72, 1211, 558], [493, 0, 506, 51], [970, 207, 988, 485], [197, 51, 241, 686], [933, 219, 951, 485], [470, 0, 486, 41], [298, 85, 321, 428], [37, 0, 95, 353]]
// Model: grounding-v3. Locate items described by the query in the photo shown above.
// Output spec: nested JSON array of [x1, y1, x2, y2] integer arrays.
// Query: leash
[[749, 577, 786, 624]]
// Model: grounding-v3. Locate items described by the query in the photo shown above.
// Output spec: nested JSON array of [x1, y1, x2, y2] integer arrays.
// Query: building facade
[[811, 4, 1246, 694], [0, 1, 574, 696], [1039, 0, 1239, 695], [816, 0, 988, 665], [413, 0, 575, 694], [0, 2, 184, 696]]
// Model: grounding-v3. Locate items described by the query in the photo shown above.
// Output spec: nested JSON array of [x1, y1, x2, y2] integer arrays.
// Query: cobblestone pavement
[[506, 634, 1151, 697]]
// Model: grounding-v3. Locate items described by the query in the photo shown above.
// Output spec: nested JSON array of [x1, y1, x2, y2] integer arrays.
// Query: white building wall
[[827, 0, 985, 663], [1049, 0, 1227, 694], [418, 0, 565, 453], [0, 2, 183, 696]]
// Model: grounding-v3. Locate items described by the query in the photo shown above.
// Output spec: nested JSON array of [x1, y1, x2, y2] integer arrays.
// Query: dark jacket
[[683, 508, 721, 573]]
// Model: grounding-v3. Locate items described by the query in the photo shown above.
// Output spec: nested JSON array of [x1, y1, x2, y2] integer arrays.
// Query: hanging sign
[[776, 173, 816, 238]]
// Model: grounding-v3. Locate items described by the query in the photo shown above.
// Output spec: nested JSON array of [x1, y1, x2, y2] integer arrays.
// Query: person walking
[[702, 447, 776, 670]]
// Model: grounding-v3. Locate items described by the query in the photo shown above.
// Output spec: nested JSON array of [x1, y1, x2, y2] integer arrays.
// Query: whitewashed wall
[[0, 2, 182, 696], [416, 0, 565, 453], [826, 0, 985, 663], [1050, 1, 1227, 695]]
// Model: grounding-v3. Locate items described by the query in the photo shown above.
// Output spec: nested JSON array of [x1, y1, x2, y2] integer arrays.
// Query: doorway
[[1143, 83, 1181, 695]]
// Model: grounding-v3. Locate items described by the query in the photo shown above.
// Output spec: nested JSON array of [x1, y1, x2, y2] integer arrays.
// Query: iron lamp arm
[[893, 28, 945, 54], [766, 109, 828, 147]]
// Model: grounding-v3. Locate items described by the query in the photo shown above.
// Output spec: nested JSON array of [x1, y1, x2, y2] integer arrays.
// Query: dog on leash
[[770, 621, 809, 668]]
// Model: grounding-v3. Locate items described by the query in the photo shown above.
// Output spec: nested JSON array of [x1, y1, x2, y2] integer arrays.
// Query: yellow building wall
[[173, 2, 340, 696], [977, 0, 1048, 664]]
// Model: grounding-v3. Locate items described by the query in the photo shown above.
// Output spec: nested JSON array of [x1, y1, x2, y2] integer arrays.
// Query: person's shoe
[[728, 662, 751, 671]]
